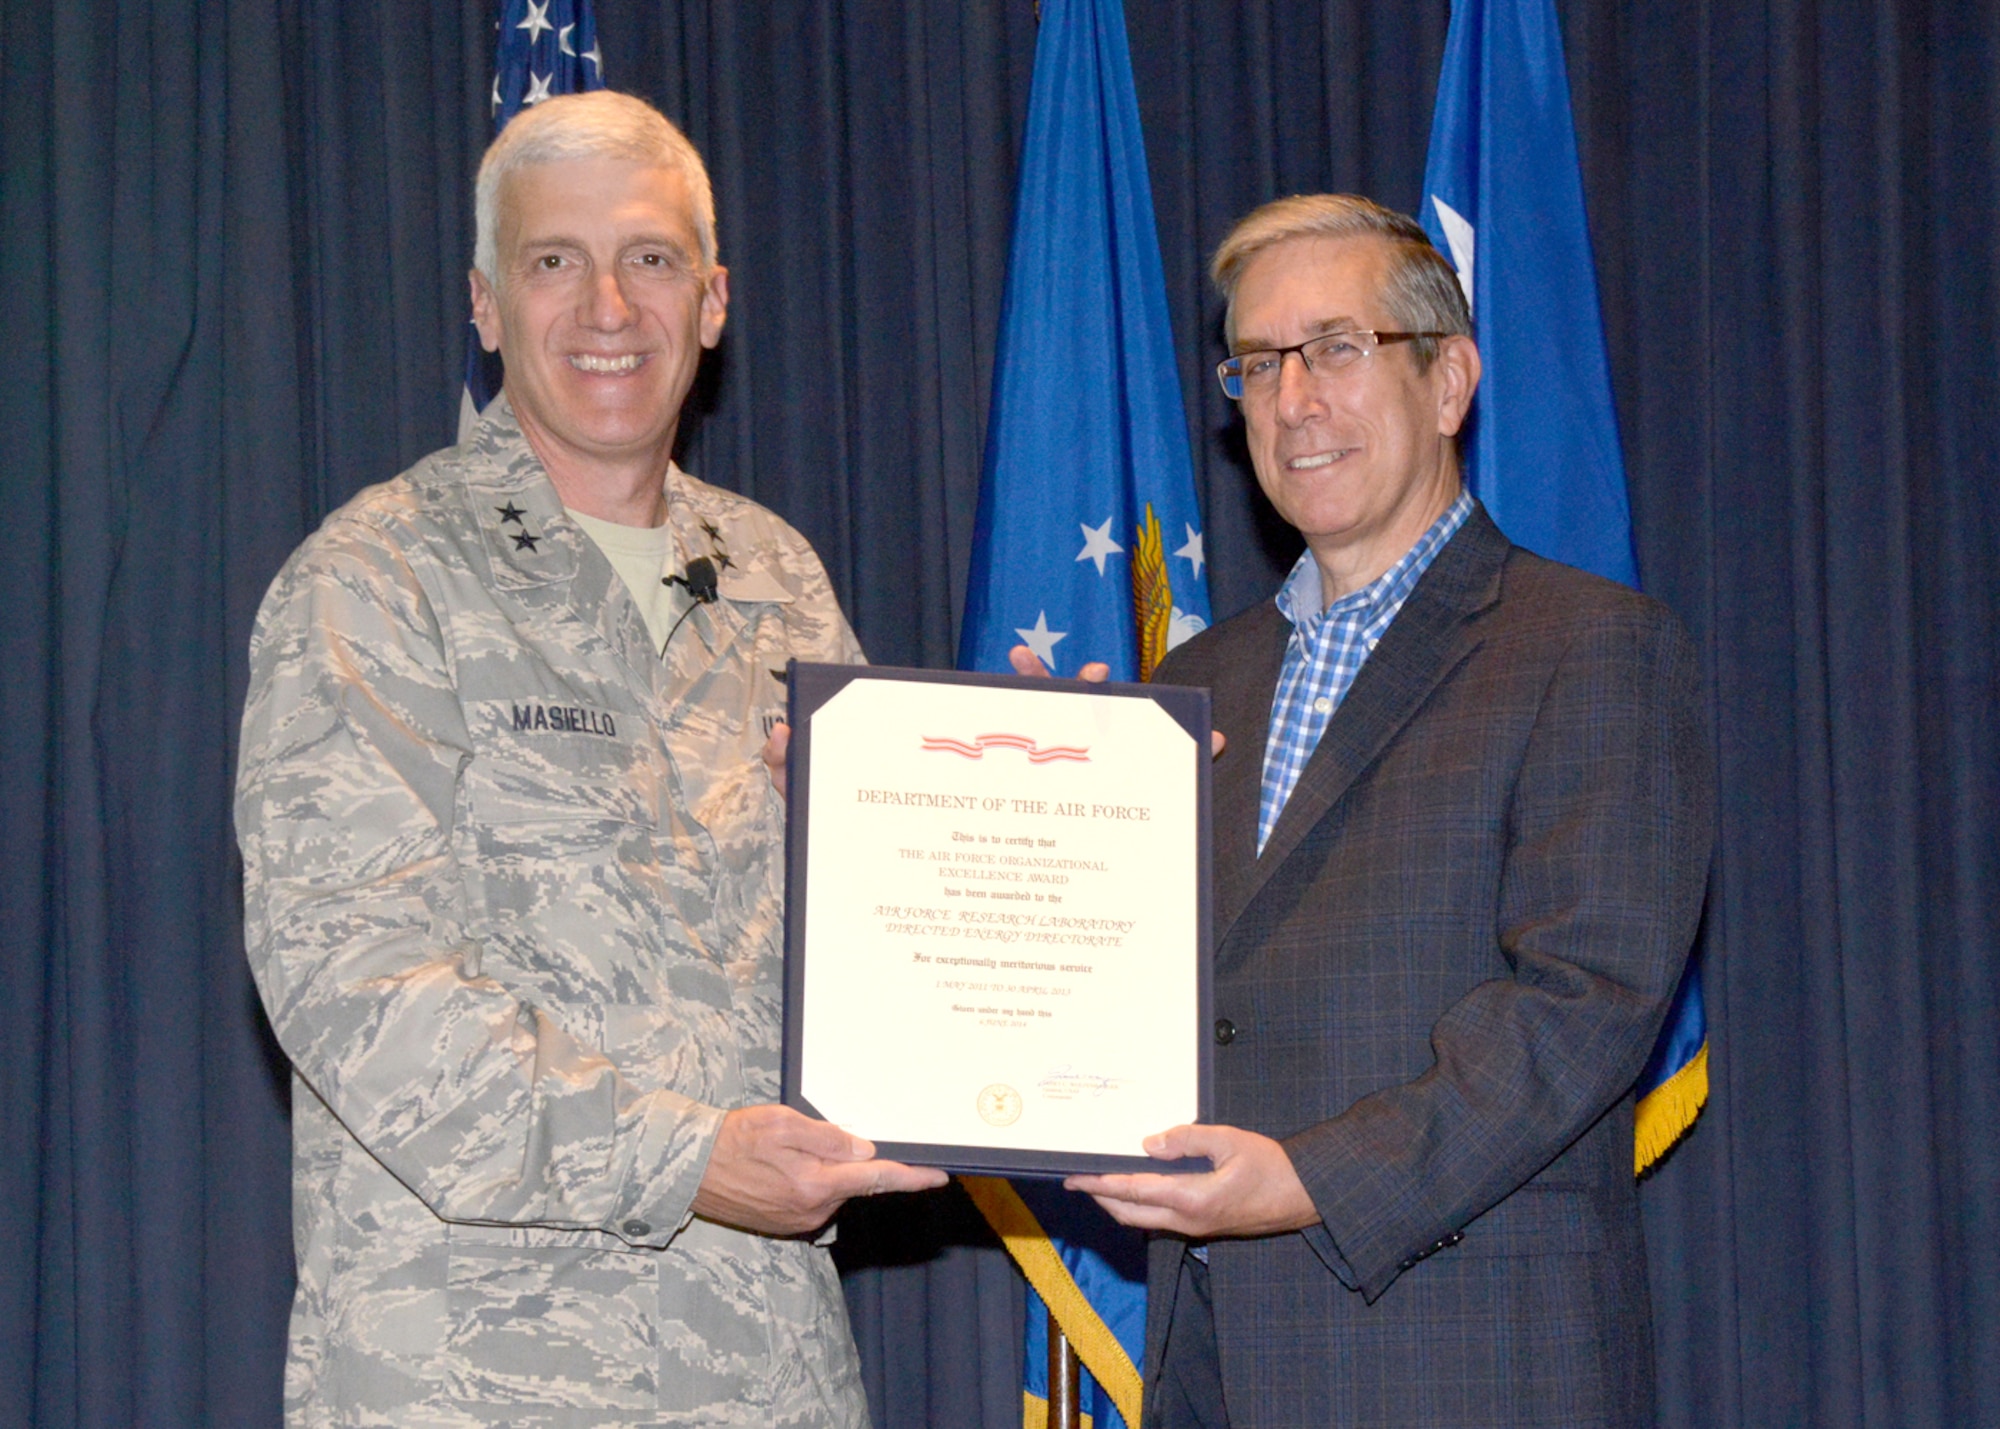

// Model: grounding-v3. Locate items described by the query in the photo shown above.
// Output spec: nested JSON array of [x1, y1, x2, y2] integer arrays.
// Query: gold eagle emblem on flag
[[1130, 502, 1171, 682]]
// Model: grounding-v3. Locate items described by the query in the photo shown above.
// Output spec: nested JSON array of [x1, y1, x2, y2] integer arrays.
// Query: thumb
[[1008, 645, 1050, 678], [1141, 1124, 1204, 1161], [761, 723, 791, 800], [782, 1110, 874, 1161]]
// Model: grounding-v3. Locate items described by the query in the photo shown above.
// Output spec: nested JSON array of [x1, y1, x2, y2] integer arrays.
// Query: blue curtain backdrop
[[4, 1, 1995, 1426]]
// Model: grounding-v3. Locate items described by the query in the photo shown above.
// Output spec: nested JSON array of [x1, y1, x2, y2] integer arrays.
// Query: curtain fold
[[1590, 4, 2000, 1425]]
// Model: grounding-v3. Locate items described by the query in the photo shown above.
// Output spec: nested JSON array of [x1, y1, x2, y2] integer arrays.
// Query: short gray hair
[[474, 91, 717, 285], [1211, 194, 1470, 369]]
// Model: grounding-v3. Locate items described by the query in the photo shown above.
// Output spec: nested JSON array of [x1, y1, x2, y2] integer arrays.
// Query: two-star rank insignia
[[695, 520, 734, 572], [498, 503, 540, 552]]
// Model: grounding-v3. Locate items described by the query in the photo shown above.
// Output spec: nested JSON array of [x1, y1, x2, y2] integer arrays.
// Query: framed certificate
[[781, 662, 1212, 1178]]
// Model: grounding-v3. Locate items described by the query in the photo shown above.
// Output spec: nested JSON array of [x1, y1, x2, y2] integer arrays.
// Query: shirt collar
[[1275, 488, 1475, 632]]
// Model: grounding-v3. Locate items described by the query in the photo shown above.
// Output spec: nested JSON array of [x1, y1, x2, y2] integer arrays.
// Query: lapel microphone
[[665, 556, 719, 605], [659, 556, 720, 658]]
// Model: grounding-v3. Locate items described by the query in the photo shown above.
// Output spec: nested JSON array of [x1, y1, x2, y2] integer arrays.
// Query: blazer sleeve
[[1279, 599, 1714, 1301]]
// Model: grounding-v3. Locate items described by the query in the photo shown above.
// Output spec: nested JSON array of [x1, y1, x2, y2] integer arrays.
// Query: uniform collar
[[457, 394, 660, 683], [460, 394, 586, 592]]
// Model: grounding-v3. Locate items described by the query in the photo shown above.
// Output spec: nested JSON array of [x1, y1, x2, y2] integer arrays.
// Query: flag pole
[[1026, 6, 1081, 1415], [963, 0, 1195, 1416], [1048, 1323, 1081, 1429]]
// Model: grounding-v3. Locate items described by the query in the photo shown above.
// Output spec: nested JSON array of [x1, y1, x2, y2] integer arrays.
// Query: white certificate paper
[[783, 665, 1210, 1176]]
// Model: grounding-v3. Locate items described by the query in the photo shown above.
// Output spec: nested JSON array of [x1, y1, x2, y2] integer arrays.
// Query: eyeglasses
[[1215, 329, 1450, 401]]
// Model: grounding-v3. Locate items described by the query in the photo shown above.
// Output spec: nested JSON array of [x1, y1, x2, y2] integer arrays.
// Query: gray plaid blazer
[[1146, 504, 1712, 1429]]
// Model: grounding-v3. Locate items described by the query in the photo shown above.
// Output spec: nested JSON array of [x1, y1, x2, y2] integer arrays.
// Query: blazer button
[[1213, 1018, 1236, 1045], [621, 1218, 653, 1238]]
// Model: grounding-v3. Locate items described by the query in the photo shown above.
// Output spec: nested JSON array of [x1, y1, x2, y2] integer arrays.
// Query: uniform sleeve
[[1281, 604, 1714, 1300], [235, 523, 723, 1245]]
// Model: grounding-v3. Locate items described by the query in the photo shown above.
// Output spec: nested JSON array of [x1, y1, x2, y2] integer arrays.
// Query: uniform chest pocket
[[462, 699, 661, 829]]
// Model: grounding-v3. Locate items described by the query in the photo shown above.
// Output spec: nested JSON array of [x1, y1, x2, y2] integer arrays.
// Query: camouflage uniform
[[236, 398, 867, 1428]]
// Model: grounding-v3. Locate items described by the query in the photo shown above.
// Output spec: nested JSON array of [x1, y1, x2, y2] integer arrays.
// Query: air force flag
[[956, 0, 1210, 684], [957, 0, 1210, 1423], [1420, 0, 1708, 1172], [1420, 0, 1636, 585]]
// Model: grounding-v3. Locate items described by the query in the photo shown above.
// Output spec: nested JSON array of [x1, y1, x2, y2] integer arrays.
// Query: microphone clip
[[664, 555, 720, 606]]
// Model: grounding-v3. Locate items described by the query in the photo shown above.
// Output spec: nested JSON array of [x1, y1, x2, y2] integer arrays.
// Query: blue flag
[[1420, 0, 1707, 1172], [957, 0, 1209, 685], [459, 0, 606, 438], [959, 0, 1209, 1422], [961, 1177, 1147, 1429]]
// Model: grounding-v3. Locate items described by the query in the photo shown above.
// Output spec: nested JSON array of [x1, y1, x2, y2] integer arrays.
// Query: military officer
[[236, 91, 944, 1427]]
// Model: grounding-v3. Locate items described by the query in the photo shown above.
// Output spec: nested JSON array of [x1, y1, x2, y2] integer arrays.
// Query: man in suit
[[1067, 195, 1712, 1427]]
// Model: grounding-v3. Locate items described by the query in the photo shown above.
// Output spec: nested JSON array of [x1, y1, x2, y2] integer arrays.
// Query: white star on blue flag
[[1076, 517, 1125, 576], [1013, 611, 1068, 670]]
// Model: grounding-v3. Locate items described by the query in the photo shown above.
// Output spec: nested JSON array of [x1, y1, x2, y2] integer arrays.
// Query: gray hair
[[1211, 194, 1470, 369], [474, 91, 717, 285]]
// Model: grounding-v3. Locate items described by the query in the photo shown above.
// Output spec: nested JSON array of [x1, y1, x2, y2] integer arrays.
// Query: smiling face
[[1230, 234, 1479, 603], [469, 156, 728, 509]]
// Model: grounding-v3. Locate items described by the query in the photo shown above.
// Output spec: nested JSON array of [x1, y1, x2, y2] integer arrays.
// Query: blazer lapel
[[1215, 508, 1511, 947], [1209, 605, 1288, 940]]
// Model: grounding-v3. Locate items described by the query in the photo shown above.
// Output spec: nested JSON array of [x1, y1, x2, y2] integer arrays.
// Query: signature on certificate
[[1036, 1065, 1128, 1101]]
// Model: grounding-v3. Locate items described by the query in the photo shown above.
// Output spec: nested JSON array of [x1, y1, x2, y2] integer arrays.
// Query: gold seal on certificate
[[780, 663, 1213, 1177], [977, 1085, 1023, 1127]]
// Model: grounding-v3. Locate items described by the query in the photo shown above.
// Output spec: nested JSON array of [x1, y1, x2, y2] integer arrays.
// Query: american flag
[[460, 0, 606, 435]]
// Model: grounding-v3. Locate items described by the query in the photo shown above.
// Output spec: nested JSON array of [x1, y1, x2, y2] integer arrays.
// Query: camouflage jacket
[[236, 398, 867, 1427]]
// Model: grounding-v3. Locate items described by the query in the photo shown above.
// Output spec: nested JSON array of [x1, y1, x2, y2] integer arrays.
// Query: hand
[[761, 722, 790, 801], [1065, 1123, 1317, 1239], [1009, 644, 1111, 683], [1008, 646, 1227, 757], [691, 1103, 947, 1237]]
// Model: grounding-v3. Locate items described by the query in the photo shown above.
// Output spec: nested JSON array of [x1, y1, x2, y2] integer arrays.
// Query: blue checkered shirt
[[1257, 491, 1474, 853]]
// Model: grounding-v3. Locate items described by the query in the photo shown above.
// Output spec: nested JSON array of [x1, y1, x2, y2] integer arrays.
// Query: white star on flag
[[491, 73, 503, 115], [523, 71, 554, 106], [581, 39, 603, 74], [1430, 196, 1476, 308], [1015, 611, 1068, 671], [558, 22, 576, 56], [1076, 517, 1124, 576], [516, 0, 555, 44], [1174, 523, 1205, 578]]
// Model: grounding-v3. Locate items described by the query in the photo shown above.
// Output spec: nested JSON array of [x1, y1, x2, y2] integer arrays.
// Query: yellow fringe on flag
[[1022, 1393, 1094, 1429], [1634, 1042, 1709, 1175], [961, 1175, 1143, 1429]]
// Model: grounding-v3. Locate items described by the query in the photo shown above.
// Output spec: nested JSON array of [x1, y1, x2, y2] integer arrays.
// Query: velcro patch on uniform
[[506, 701, 621, 738]]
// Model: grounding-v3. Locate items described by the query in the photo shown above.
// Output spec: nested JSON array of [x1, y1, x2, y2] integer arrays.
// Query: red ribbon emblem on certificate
[[920, 733, 1091, 764]]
